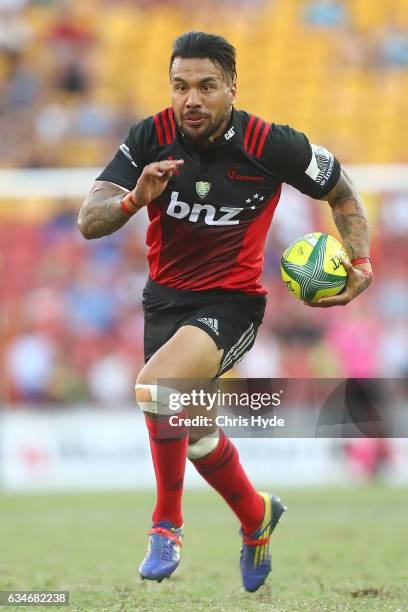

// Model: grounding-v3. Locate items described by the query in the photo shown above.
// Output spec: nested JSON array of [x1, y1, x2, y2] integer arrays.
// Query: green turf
[[0, 486, 407, 611]]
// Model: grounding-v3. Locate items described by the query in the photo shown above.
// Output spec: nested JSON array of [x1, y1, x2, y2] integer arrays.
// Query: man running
[[78, 31, 372, 592]]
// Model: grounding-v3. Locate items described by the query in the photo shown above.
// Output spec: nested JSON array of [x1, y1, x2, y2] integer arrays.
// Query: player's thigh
[[137, 324, 223, 384]]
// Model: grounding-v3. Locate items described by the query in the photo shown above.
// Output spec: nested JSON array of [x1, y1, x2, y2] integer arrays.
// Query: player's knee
[[135, 374, 182, 416], [187, 430, 220, 459]]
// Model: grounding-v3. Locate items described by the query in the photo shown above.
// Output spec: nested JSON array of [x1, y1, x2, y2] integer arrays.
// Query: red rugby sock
[[191, 430, 264, 535], [145, 411, 188, 528]]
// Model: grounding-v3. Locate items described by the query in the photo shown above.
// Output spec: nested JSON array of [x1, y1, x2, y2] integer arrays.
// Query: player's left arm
[[266, 125, 372, 307], [313, 168, 373, 308]]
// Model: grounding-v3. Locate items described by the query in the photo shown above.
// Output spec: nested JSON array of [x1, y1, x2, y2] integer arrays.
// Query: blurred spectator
[[46, 6, 95, 95], [376, 278, 408, 323], [378, 323, 408, 377], [344, 439, 392, 481], [1, 53, 41, 112], [54, 57, 90, 95], [378, 25, 408, 69], [325, 303, 380, 377], [335, 25, 374, 71], [47, 5, 94, 54], [237, 334, 281, 378], [87, 352, 135, 406], [6, 331, 56, 402], [34, 100, 72, 145], [66, 267, 119, 335], [303, 0, 347, 29], [381, 193, 408, 236], [0, 6, 31, 55], [72, 95, 115, 138]]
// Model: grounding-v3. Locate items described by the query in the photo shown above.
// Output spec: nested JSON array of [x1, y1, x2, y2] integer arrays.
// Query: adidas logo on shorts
[[197, 317, 219, 336]]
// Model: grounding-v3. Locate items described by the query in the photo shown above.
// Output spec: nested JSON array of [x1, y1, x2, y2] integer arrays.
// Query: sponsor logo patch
[[167, 192, 243, 226], [224, 126, 235, 140], [305, 144, 335, 187], [227, 167, 265, 182]]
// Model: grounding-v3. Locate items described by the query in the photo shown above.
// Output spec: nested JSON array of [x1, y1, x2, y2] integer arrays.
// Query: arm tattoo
[[327, 169, 370, 260], [78, 181, 131, 239]]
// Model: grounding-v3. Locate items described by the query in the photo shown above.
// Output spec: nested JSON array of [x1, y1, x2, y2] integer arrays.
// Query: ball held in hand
[[281, 232, 348, 303]]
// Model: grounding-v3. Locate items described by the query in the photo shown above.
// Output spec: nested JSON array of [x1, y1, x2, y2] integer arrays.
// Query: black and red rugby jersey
[[97, 108, 340, 295]]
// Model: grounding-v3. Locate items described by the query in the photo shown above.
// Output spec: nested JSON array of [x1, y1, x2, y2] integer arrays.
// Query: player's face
[[170, 57, 236, 143]]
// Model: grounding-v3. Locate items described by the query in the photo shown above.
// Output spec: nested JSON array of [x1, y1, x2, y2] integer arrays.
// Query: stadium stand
[[1, 0, 408, 166], [1, 0, 408, 404], [1, 186, 407, 404]]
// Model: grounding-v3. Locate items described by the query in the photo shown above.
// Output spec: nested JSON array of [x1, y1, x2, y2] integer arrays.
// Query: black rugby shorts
[[143, 278, 266, 377]]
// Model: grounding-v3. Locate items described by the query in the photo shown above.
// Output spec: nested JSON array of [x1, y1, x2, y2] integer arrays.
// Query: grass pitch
[[1, 486, 407, 611]]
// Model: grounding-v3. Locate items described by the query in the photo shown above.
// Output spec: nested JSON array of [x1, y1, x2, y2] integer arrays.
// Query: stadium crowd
[[1, 0, 408, 405], [1, 0, 408, 167], [1, 187, 407, 405]]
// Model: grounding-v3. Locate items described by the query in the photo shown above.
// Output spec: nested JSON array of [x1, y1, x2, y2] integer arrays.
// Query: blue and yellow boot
[[139, 521, 183, 582], [240, 493, 286, 592]]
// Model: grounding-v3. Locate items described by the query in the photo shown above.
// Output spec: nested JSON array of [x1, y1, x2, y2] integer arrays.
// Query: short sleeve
[[267, 124, 341, 199], [96, 120, 150, 190]]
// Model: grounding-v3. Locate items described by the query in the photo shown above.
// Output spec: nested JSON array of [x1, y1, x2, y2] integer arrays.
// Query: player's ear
[[230, 80, 237, 104]]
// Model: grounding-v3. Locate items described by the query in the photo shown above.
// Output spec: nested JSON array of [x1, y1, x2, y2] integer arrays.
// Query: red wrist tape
[[351, 257, 371, 266], [120, 192, 137, 216]]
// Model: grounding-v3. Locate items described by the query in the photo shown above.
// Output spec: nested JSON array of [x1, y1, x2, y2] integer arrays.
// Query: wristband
[[351, 257, 371, 266], [120, 191, 138, 216]]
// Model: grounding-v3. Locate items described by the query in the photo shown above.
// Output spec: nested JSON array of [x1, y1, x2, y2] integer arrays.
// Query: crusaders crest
[[196, 181, 211, 199]]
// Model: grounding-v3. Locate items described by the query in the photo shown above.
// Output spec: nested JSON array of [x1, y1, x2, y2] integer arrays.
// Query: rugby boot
[[240, 492, 286, 592], [139, 520, 183, 582]]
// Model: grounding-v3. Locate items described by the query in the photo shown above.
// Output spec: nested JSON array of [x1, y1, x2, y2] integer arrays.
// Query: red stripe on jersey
[[244, 115, 256, 151], [153, 114, 164, 145], [160, 109, 172, 144], [168, 107, 176, 139], [255, 122, 271, 158], [221, 186, 282, 293], [248, 118, 264, 155], [146, 201, 163, 278]]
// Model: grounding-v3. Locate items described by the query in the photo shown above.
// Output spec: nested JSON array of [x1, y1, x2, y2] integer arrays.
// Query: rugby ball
[[281, 232, 348, 303]]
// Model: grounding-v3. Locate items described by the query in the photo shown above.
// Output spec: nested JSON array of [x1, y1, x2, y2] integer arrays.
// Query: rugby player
[[78, 31, 372, 592]]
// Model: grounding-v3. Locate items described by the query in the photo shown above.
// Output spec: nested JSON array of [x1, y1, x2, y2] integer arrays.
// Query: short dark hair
[[170, 31, 237, 83]]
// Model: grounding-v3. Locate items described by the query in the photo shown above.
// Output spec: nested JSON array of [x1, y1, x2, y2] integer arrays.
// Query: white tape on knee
[[187, 430, 220, 460], [135, 384, 182, 415]]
